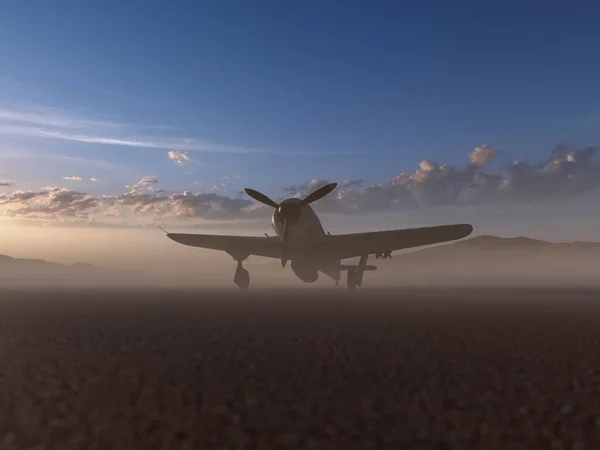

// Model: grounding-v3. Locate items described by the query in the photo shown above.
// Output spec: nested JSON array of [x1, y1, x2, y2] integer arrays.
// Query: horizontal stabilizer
[[340, 264, 377, 271]]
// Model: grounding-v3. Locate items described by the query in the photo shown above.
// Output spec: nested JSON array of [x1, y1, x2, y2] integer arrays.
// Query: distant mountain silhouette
[[363, 234, 600, 286], [392, 235, 600, 262], [0, 254, 157, 287], [0, 254, 103, 272]]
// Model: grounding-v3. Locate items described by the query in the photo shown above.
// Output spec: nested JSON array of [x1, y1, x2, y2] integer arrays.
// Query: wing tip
[[166, 232, 180, 243], [459, 223, 474, 237]]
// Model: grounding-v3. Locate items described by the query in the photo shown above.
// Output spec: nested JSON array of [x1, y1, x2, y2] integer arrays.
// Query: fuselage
[[270, 198, 326, 243], [269, 199, 341, 283]]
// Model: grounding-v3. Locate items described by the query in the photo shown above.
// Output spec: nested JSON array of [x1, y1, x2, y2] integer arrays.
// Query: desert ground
[[1, 286, 600, 449]]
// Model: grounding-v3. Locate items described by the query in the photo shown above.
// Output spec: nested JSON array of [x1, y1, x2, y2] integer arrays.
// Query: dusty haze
[[2, 214, 600, 289]]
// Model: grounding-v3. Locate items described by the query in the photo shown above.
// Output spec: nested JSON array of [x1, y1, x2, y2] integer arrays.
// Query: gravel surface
[[1, 287, 600, 449]]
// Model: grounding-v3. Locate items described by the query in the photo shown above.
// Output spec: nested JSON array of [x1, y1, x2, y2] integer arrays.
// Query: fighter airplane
[[165, 182, 474, 290]]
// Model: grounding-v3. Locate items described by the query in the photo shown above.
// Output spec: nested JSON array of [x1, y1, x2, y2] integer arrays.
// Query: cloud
[[283, 178, 333, 197], [0, 181, 14, 187], [0, 126, 170, 148], [0, 187, 99, 222], [168, 150, 194, 166], [0, 107, 124, 129], [469, 144, 497, 167], [0, 105, 360, 156], [280, 144, 600, 214], [0, 125, 358, 155], [340, 179, 364, 188], [103, 176, 262, 220], [221, 175, 241, 181], [89, 177, 98, 182], [1, 143, 598, 226], [125, 176, 160, 194], [62, 176, 82, 181], [101, 176, 261, 222], [0, 149, 125, 170]]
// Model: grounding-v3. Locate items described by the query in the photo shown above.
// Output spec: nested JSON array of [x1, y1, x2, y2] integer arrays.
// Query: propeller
[[243, 188, 279, 209], [244, 182, 337, 267], [300, 182, 337, 205]]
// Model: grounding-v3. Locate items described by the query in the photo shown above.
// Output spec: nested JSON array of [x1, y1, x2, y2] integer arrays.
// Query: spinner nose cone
[[278, 202, 302, 225]]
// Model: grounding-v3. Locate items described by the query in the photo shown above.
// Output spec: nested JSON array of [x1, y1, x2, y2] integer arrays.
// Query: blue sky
[[0, 1, 599, 228]]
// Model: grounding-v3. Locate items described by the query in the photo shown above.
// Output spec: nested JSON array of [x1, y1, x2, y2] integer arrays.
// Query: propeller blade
[[244, 188, 279, 209], [281, 219, 290, 267], [301, 182, 337, 205]]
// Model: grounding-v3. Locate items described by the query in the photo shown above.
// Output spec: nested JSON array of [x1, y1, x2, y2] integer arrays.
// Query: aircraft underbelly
[[316, 260, 341, 282]]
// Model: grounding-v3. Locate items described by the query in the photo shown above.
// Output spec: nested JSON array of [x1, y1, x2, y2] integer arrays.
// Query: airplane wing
[[307, 224, 473, 261], [166, 233, 281, 259], [166, 223, 473, 261]]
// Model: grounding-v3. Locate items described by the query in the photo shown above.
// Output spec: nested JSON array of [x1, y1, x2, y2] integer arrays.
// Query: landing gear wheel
[[347, 268, 357, 292], [234, 267, 250, 290]]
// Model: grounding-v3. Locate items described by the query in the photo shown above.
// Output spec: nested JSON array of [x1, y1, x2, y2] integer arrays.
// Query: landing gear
[[355, 269, 364, 288], [233, 260, 250, 290], [346, 255, 368, 291]]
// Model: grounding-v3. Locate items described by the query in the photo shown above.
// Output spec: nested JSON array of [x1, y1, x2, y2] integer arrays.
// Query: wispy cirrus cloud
[[63, 176, 82, 181], [0, 149, 126, 171], [0, 105, 361, 156], [0, 107, 125, 129], [0, 126, 170, 148]]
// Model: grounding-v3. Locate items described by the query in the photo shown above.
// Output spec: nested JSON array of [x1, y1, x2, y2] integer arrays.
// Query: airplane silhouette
[[165, 182, 473, 290]]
